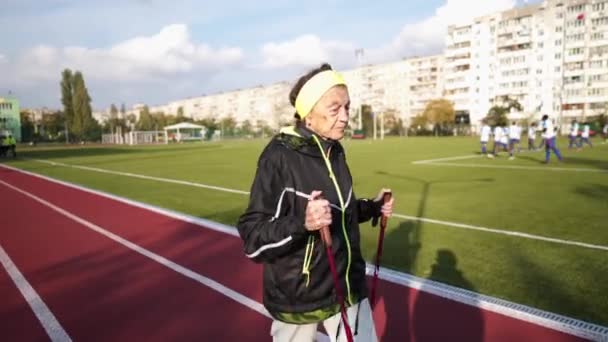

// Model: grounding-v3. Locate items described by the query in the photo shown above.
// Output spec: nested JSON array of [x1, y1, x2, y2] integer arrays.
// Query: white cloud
[[367, 0, 517, 63], [260, 34, 355, 69], [257, 0, 518, 69], [12, 24, 243, 84]]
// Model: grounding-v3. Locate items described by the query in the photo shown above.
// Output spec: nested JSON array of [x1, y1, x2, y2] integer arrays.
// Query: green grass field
[[4, 137, 608, 326]]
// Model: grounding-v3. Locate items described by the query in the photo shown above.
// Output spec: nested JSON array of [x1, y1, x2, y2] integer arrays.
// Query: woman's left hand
[[375, 188, 394, 217]]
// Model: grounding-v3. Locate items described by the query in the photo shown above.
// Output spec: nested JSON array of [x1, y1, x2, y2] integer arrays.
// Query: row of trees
[[20, 110, 68, 142]]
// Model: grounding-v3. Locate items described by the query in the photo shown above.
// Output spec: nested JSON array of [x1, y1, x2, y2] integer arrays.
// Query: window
[[555, 39, 562, 45], [568, 47, 584, 55], [589, 74, 603, 82], [556, 26, 563, 32], [592, 2, 606, 11], [591, 32, 604, 40], [568, 4, 584, 12], [588, 88, 605, 96], [567, 33, 585, 41], [590, 60, 604, 68], [592, 17, 608, 26], [555, 53, 562, 59]]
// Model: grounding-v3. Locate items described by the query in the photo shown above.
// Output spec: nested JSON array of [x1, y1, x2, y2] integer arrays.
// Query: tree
[[20, 111, 35, 142], [41, 111, 65, 140], [70, 71, 94, 141], [84, 118, 102, 141], [175, 106, 187, 123], [197, 116, 219, 140], [60, 69, 74, 141], [220, 116, 237, 137], [361, 104, 374, 138], [410, 114, 431, 135], [60, 69, 96, 141], [422, 99, 455, 136], [238, 120, 254, 137], [256, 119, 274, 138], [136, 105, 154, 131], [485, 97, 522, 127], [109, 103, 119, 134]]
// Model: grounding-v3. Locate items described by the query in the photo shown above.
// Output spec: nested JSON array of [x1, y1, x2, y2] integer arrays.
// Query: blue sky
[[0, 0, 535, 111]]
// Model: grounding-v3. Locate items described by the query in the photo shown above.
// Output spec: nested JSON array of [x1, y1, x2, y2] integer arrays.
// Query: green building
[[0, 96, 21, 142]]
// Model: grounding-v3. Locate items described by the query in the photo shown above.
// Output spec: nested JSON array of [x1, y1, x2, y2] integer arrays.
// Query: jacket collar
[[278, 122, 342, 157]]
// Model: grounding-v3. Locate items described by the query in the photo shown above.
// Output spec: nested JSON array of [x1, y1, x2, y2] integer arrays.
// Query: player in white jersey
[[489, 125, 502, 158], [536, 120, 546, 149], [499, 126, 509, 150], [527, 123, 537, 151], [480, 121, 492, 156], [541, 115, 563, 163], [568, 120, 580, 149], [603, 123, 608, 143], [579, 123, 593, 148], [508, 121, 521, 159]]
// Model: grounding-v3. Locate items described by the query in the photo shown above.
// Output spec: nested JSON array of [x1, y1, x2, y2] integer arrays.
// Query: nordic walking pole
[[370, 191, 392, 308], [316, 194, 354, 342]]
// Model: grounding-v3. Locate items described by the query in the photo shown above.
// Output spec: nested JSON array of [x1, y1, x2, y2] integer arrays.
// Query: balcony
[[497, 42, 532, 54], [564, 53, 586, 63]]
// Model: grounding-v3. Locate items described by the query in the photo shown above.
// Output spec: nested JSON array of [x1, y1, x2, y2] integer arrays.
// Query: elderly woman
[[237, 63, 394, 342]]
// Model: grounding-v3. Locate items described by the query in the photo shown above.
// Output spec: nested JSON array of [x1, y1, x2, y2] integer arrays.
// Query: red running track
[[0, 166, 595, 341]]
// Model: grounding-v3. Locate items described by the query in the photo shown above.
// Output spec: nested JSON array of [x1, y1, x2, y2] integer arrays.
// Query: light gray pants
[[270, 299, 378, 342]]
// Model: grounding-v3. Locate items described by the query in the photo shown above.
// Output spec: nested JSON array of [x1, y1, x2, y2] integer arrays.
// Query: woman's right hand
[[304, 190, 332, 231]]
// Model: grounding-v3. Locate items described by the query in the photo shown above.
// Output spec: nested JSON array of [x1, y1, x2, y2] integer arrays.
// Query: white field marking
[[392, 213, 608, 252], [0, 177, 330, 340], [17, 161, 608, 252], [419, 161, 608, 173], [0, 245, 72, 342], [2, 165, 607, 341], [31, 158, 249, 195], [412, 154, 480, 164]]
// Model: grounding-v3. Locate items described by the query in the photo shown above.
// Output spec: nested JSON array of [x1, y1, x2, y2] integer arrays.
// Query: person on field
[[237, 63, 394, 342], [540, 115, 563, 164]]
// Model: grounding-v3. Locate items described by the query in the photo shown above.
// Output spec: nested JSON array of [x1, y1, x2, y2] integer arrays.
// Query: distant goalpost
[[102, 131, 166, 145]]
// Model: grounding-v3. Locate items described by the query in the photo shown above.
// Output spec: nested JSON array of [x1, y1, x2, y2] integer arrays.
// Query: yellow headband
[[295, 70, 346, 118]]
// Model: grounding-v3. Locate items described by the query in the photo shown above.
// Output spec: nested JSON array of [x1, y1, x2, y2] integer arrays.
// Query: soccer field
[[4, 136, 608, 326]]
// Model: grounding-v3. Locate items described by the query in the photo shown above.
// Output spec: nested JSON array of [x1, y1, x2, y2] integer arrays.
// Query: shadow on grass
[[517, 154, 608, 170], [574, 184, 608, 200], [371, 172, 490, 341]]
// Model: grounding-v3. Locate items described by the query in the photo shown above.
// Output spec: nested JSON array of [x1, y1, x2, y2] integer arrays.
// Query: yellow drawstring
[[302, 235, 315, 287], [311, 135, 353, 306]]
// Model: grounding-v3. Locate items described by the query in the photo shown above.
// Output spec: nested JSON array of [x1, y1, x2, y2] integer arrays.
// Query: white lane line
[[0, 244, 72, 342], [17, 161, 608, 252], [2, 165, 607, 341], [0, 177, 330, 341], [417, 161, 608, 173], [393, 213, 608, 252], [412, 154, 480, 164], [32, 159, 249, 195], [0, 179, 270, 318]]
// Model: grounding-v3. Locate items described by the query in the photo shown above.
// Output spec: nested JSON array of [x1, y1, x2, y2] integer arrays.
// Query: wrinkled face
[[305, 85, 350, 140]]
